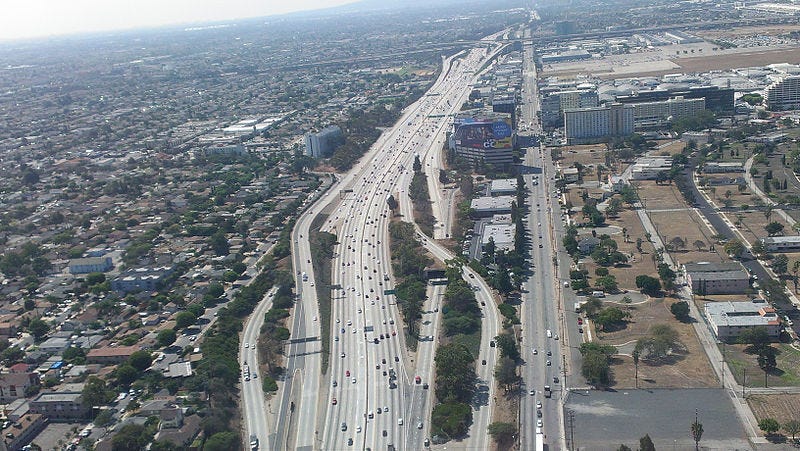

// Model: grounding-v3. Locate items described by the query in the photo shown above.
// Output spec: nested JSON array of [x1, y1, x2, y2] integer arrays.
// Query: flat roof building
[[481, 223, 515, 252], [470, 196, 514, 217], [684, 261, 751, 295], [564, 103, 634, 144], [630, 156, 673, 180], [704, 300, 781, 341], [489, 178, 518, 196], [761, 235, 800, 252], [766, 76, 800, 111]]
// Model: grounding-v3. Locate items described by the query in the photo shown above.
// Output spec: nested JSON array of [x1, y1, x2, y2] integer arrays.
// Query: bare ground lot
[[593, 297, 718, 388], [640, 183, 728, 265], [748, 393, 800, 423]]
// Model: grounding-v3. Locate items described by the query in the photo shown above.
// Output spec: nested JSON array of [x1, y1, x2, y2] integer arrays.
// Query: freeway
[[318, 45, 500, 451], [241, 286, 278, 450], [264, 32, 510, 451]]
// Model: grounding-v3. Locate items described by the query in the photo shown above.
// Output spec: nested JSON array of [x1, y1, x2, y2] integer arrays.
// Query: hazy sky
[[0, 0, 358, 41]]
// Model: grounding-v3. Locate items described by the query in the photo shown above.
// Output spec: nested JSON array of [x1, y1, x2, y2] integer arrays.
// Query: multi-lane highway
[[261, 31, 510, 451], [318, 45, 501, 451], [518, 35, 570, 450]]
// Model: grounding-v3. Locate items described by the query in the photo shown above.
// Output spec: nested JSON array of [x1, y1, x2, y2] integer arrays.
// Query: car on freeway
[[537, 419, 543, 427], [332, 397, 337, 405], [536, 401, 542, 409]]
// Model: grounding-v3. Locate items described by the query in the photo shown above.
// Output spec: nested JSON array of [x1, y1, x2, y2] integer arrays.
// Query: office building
[[766, 76, 800, 111], [304, 125, 344, 158], [541, 88, 599, 128], [615, 86, 734, 115], [631, 96, 705, 130], [704, 300, 781, 341], [450, 112, 515, 166], [564, 103, 634, 144], [111, 266, 174, 293]]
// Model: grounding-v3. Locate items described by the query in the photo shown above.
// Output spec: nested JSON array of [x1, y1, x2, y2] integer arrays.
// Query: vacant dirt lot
[[748, 393, 800, 424], [640, 183, 728, 265], [593, 297, 718, 388], [559, 144, 609, 169]]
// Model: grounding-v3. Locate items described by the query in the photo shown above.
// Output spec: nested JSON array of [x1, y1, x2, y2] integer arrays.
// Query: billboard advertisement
[[453, 118, 513, 150]]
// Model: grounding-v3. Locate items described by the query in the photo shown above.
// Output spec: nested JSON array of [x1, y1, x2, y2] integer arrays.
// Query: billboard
[[453, 118, 513, 150]]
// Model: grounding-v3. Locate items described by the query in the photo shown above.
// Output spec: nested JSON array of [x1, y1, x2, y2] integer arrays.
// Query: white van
[[546, 329, 552, 338]]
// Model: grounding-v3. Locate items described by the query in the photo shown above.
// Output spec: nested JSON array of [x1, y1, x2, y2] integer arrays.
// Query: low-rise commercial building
[[481, 223, 515, 252], [684, 261, 751, 295], [470, 196, 514, 217], [702, 162, 744, 173], [761, 236, 800, 252], [704, 300, 781, 341], [489, 178, 518, 196], [629, 156, 672, 180], [68, 257, 113, 275]]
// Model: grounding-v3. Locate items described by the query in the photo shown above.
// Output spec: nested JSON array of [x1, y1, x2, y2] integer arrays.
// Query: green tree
[[639, 434, 656, 451], [772, 254, 789, 276], [114, 364, 139, 387], [494, 357, 520, 392], [723, 239, 745, 258], [494, 333, 520, 361], [128, 351, 153, 372], [157, 329, 177, 347], [765, 221, 785, 236], [594, 307, 630, 331], [431, 402, 472, 438], [783, 419, 800, 442], [670, 301, 690, 322], [617, 446, 632, 451], [204, 431, 240, 451], [174, 311, 197, 329], [692, 417, 704, 450], [635, 275, 661, 296], [111, 424, 152, 451], [595, 275, 618, 293], [487, 422, 517, 444], [209, 230, 229, 256], [82, 376, 113, 408], [27, 317, 50, 340], [581, 346, 611, 387], [759, 418, 781, 436]]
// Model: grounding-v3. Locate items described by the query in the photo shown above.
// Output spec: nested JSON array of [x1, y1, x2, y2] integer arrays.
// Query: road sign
[[383, 289, 396, 295]]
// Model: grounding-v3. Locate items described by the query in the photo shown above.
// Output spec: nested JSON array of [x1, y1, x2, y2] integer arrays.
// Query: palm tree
[[691, 411, 703, 450]]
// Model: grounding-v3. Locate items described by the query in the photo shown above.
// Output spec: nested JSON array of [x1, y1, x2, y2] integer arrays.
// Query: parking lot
[[565, 388, 750, 450]]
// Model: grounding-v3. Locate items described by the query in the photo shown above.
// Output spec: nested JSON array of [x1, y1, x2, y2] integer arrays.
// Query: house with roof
[[86, 345, 139, 365], [29, 389, 90, 421], [0, 370, 39, 403], [1, 413, 45, 451]]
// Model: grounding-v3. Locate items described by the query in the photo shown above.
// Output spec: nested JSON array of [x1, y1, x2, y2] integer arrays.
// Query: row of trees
[[431, 262, 481, 441], [409, 156, 437, 235], [388, 221, 431, 336]]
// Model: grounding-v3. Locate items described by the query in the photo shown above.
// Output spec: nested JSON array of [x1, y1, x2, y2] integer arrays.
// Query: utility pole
[[562, 354, 567, 397], [567, 409, 576, 450]]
